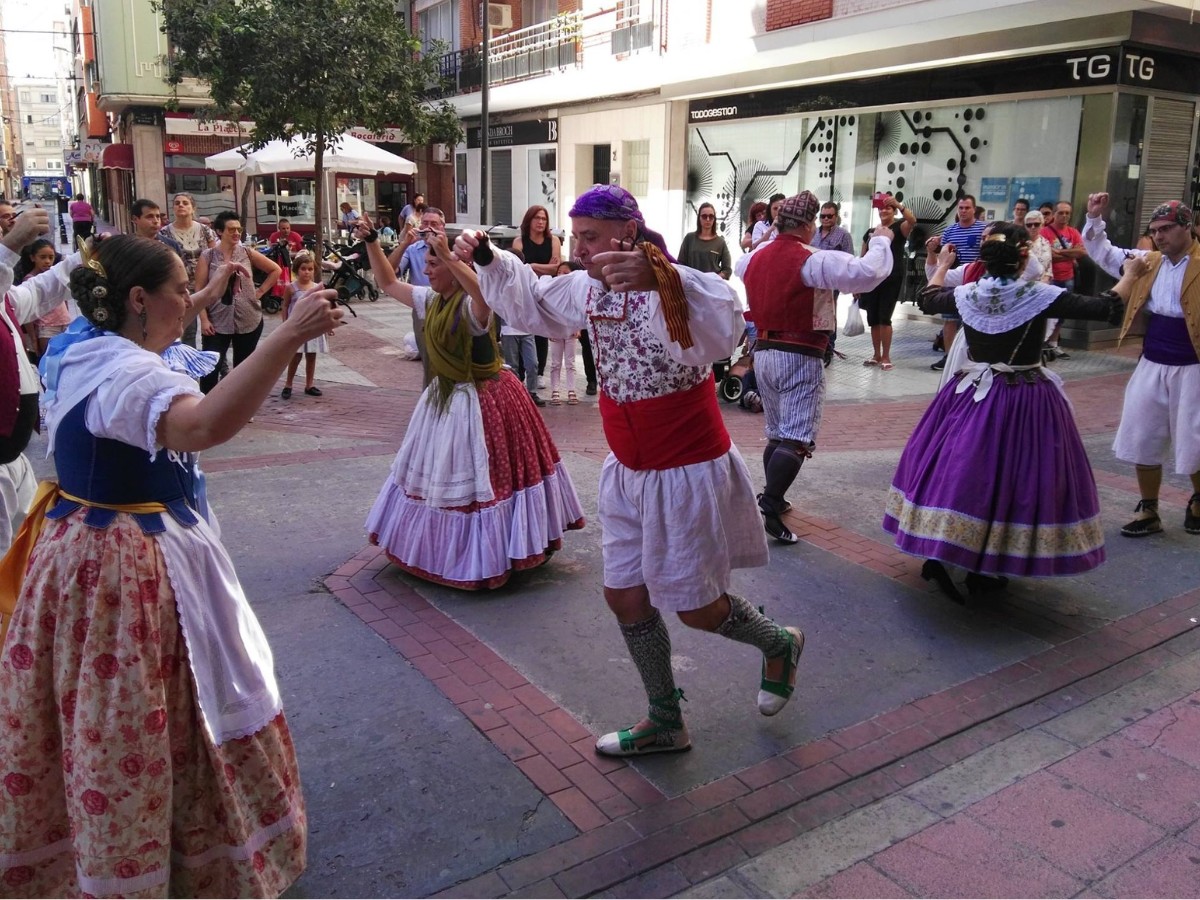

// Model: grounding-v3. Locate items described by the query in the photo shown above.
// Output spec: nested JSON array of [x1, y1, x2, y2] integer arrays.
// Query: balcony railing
[[429, 12, 582, 98], [610, 20, 653, 55]]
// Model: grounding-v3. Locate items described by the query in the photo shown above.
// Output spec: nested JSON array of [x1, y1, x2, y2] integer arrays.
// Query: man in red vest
[[736, 191, 894, 543]]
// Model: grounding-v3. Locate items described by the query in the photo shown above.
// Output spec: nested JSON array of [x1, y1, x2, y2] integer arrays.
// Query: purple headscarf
[[569, 184, 677, 263]]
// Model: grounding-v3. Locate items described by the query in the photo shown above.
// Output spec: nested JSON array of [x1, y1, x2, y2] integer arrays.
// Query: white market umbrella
[[205, 133, 417, 176]]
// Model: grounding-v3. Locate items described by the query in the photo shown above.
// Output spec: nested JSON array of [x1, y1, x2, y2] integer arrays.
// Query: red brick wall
[[765, 0, 833, 30], [458, 0, 581, 48]]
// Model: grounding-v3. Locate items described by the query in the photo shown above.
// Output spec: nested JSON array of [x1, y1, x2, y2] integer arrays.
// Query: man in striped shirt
[[928, 195, 986, 370]]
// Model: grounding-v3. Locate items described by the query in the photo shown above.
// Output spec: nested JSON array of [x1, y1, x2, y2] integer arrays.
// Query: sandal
[[880, 361, 894, 371], [1121, 500, 1162, 538], [758, 627, 805, 716], [595, 721, 692, 757], [596, 689, 690, 757], [1186, 493, 1200, 535], [567, 391, 579, 405], [863, 358, 879, 367], [549, 391, 561, 406]]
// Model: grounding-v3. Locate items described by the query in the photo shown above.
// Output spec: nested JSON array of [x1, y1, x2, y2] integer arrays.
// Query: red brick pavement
[[328, 547, 1200, 898], [307, 341, 1199, 897]]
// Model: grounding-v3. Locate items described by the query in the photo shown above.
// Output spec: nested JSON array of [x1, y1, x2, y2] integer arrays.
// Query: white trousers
[[1113, 358, 1200, 474]]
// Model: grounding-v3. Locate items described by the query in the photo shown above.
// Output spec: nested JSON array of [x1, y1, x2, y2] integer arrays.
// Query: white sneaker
[[538, 376, 547, 389]]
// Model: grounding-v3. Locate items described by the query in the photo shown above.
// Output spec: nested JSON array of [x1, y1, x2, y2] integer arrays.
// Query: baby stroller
[[714, 330, 754, 405]]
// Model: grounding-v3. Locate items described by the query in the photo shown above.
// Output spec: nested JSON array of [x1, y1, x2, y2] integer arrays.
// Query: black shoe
[[931, 356, 947, 371], [304, 386, 323, 396], [585, 382, 597, 396], [762, 511, 798, 544], [1055, 349, 1071, 360], [280, 387, 292, 399], [529, 393, 547, 408], [757, 492, 792, 515], [933, 333, 944, 352], [1121, 500, 1162, 538], [965, 571, 1010, 596], [1185, 493, 1200, 535], [758, 495, 798, 544], [921, 560, 965, 605]]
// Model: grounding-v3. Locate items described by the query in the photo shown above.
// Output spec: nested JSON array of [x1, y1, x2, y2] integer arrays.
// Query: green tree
[[156, 0, 461, 250]]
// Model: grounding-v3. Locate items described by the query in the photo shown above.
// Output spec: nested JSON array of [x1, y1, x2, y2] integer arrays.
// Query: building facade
[[71, 0, 421, 236], [427, 0, 1200, 288]]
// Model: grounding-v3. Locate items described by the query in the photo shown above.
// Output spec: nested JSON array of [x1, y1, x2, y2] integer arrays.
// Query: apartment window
[[40, 93, 55, 103], [44, 139, 60, 148], [48, 160, 62, 170], [523, 0, 558, 25], [24, 140, 34, 148], [622, 139, 649, 196], [19, 91, 29, 103], [26, 116, 32, 124], [418, 0, 460, 54]]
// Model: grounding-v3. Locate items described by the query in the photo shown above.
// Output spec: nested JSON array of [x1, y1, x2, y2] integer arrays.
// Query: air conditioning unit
[[487, 3, 512, 30], [432, 142, 452, 164]]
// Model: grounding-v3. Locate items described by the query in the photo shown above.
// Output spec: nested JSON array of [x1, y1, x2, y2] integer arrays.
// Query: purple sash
[[1143, 314, 1199, 366]]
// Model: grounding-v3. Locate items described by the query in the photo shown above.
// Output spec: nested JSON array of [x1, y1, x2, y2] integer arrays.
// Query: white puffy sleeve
[[409, 285, 433, 321], [802, 237, 893, 292], [1082, 215, 1139, 279], [8, 251, 82, 324], [645, 267, 743, 365], [475, 250, 587, 338], [84, 352, 203, 457]]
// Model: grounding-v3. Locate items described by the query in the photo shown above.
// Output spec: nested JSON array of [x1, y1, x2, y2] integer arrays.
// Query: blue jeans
[[502, 334, 538, 393]]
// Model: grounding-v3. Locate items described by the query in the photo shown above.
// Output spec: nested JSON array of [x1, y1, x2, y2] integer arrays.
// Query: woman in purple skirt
[[883, 221, 1147, 603]]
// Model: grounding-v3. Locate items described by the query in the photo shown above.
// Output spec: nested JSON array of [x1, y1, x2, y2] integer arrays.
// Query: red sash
[[599, 374, 731, 471]]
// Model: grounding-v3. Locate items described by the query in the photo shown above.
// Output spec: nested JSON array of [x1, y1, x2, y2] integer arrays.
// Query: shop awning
[[99, 143, 134, 170]]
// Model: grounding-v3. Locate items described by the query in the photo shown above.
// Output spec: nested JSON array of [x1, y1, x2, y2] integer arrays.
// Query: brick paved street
[[31, 296, 1195, 898]]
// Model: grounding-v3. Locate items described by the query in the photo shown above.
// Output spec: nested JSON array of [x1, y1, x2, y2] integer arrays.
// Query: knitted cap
[[777, 191, 820, 229]]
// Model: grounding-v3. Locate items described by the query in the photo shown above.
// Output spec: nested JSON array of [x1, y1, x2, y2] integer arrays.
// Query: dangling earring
[[139, 309, 148, 344]]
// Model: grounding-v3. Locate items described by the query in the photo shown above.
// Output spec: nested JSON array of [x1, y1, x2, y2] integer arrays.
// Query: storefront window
[[1106, 93, 1149, 249], [269, 177, 317, 226], [165, 171, 235, 220], [528, 149, 556, 223], [336, 177, 376, 221], [685, 96, 1083, 245]]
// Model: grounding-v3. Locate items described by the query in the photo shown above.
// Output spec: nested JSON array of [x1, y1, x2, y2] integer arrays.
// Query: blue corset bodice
[[47, 398, 200, 533]]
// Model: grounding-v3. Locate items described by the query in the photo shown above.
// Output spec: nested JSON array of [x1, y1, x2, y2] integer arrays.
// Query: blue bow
[[39, 316, 104, 406], [39, 317, 220, 406]]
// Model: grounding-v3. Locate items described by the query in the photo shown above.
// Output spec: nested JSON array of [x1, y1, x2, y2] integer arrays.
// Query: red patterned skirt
[[367, 368, 586, 589]]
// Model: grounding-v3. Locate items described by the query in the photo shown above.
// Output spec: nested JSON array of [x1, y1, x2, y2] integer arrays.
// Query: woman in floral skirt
[[0, 235, 344, 896]]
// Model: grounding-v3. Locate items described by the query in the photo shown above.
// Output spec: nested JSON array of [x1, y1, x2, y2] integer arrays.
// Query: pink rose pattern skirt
[[0, 511, 306, 897]]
